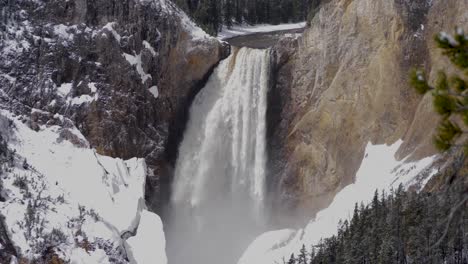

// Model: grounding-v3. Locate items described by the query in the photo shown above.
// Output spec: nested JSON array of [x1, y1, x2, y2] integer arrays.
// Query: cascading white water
[[166, 47, 271, 264]]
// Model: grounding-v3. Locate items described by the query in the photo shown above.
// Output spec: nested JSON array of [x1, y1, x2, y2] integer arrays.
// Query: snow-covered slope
[[0, 110, 166, 263], [239, 141, 437, 264]]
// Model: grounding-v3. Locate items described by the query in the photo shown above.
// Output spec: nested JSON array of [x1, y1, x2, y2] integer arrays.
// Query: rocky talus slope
[[268, 0, 468, 222]]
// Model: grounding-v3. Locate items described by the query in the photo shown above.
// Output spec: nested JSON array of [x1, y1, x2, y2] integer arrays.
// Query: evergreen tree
[[171, 0, 312, 35], [410, 28, 468, 152], [308, 245, 315, 264], [224, 0, 234, 28], [277, 184, 467, 264], [298, 245, 308, 264], [288, 253, 296, 264]]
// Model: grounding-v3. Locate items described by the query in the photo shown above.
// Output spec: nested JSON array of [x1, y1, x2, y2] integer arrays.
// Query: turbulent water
[[166, 47, 271, 264]]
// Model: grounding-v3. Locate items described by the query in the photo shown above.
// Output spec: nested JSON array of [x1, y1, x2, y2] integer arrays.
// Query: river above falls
[[224, 27, 305, 49]]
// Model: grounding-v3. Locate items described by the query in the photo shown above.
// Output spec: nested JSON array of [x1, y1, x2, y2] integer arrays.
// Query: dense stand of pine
[[282, 182, 468, 264], [171, 0, 312, 35]]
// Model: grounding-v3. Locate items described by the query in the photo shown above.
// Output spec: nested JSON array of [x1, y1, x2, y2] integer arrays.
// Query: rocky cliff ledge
[[268, 0, 468, 223], [0, 0, 228, 211]]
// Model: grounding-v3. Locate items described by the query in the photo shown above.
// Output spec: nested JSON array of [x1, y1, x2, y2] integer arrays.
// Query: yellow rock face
[[270, 0, 468, 219]]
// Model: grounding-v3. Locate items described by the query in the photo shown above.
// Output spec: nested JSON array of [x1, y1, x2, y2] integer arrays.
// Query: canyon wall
[[0, 0, 227, 212], [268, 0, 468, 222]]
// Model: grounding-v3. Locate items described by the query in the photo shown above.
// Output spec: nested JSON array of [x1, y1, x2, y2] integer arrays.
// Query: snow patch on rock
[[143, 41, 158, 56], [88, 83, 98, 93], [54, 24, 75, 41], [124, 53, 152, 84], [69, 94, 97, 105], [149, 86, 159, 99], [102, 22, 121, 43], [57, 83, 72, 97]]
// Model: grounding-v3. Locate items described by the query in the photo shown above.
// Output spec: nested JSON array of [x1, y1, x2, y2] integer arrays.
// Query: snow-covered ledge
[[125, 210, 167, 264], [0, 110, 167, 263]]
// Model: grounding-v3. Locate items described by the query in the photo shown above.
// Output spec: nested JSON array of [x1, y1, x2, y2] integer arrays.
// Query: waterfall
[[166, 47, 271, 264]]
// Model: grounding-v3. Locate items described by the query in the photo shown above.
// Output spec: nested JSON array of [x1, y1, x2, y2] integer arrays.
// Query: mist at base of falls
[[165, 47, 272, 264]]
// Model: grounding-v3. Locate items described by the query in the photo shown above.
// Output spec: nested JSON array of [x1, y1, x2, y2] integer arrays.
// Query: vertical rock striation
[[268, 0, 468, 223]]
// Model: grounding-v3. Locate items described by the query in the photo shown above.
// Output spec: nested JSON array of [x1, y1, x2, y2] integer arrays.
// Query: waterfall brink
[[167, 47, 271, 264]]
